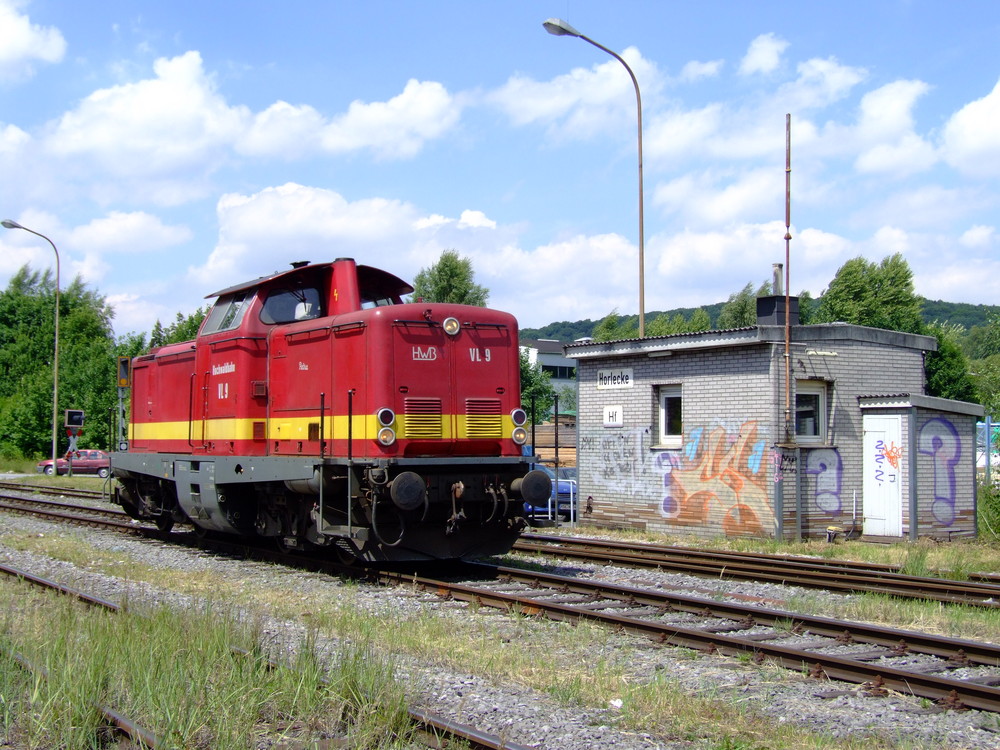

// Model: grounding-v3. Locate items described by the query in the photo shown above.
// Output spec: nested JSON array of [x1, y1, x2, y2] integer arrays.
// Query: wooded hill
[[521, 298, 1000, 342]]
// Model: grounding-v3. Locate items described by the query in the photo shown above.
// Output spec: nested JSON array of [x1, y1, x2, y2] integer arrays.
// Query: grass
[[0, 457, 38, 475], [1, 528, 978, 749], [0, 580, 413, 749]]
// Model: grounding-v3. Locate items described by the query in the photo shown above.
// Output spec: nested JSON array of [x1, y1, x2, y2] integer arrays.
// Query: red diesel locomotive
[[111, 257, 551, 562]]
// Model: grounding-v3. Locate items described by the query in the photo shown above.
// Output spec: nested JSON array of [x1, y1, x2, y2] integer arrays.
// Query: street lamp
[[1, 219, 60, 468], [543, 18, 645, 337]]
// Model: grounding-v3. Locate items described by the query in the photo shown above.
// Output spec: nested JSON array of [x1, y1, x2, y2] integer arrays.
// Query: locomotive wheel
[[333, 539, 361, 565], [155, 515, 175, 534], [192, 525, 211, 543]]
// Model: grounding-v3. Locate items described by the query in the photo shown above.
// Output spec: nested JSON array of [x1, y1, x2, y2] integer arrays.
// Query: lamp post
[[543, 17, 645, 337], [2, 220, 60, 468]]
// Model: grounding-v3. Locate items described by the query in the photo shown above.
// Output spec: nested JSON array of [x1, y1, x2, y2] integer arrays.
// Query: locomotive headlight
[[442, 317, 460, 336], [512, 426, 528, 445], [377, 427, 397, 446], [510, 408, 527, 427], [376, 407, 396, 427]]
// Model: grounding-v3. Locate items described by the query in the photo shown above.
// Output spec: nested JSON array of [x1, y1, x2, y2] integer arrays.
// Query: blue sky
[[3, 1, 1000, 338]]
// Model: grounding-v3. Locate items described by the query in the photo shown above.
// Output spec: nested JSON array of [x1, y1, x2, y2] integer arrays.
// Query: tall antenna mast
[[783, 113, 793, 442]]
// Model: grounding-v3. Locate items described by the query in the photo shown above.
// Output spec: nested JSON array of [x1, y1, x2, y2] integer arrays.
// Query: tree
[[716, 283, 759, 329], [410, 249, 489, 306], [972, 354, 1000, 418], [554, 384, 576, 412], [925, 323, 976, 402], [646, 312, 687, 337], [815, 253, 924, 333], [591, 310, 638, 342], [0, 266, 117, 457], [519, 348, 555, 424], [688, 308, 711, 332], [963, 314, 1000, 360], [149, 307, 207, 348], [797, 290, 816, 324]]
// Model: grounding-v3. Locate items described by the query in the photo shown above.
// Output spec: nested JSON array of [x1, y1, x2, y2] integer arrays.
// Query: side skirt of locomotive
[[110, 451, 548, 562]]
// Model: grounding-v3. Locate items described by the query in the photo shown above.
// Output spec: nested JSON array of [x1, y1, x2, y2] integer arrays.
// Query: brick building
[[566, 298, 983, 542]]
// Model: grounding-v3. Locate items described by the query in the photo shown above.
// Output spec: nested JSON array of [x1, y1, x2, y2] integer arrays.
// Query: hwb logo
[[412, 346, 438, 361]]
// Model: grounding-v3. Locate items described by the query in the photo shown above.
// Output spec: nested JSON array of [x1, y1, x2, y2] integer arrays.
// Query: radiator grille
[[404, 398, 443, 438], [465, 398, 502, 438]]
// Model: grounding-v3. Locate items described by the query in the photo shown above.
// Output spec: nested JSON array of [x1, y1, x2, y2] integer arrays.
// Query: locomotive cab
[[112, 258, 550, 562]]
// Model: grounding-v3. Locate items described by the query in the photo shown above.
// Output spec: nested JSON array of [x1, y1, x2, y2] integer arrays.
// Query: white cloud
[[69, 211, 192, 253], [678, 59, 723, 83], [739, 33, 788, 76], [44, 51, 246, 178], [857, 185, 988, 229], [198, 183, 419, 282], [0, 0, 66, 81], [645, 104, 724, 162], [642, 221, 864, 309], [646, 56, 864, 168], [959, 225, 995, 248], [941, 76, 1000, 178], [655, 221, 787, 280], [867, 225, 911, 256], [237, 101, 324, 158], [853, 81, 936, 176], [653, 168, 782, 226], [0, 122, 30, 153], [778, 57, 866, 111], [489, 233, 639, 323], [491, 48, 660, 141], [40, 54, 458, 207], [457, 210, 496, 229], [319, 79, 461, 160]]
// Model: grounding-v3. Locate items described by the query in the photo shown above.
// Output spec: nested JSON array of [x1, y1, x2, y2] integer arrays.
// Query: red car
[[36, 449, 111, 478]]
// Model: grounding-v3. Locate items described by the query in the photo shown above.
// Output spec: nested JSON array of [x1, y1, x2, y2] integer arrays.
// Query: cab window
[[201, 291, 252, 334], [260, 287, 323, 324]]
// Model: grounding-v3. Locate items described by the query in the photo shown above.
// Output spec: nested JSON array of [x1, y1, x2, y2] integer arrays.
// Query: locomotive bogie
[[112, 451, 549, 561]]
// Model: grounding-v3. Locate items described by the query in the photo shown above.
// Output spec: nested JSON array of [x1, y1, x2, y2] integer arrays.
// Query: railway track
[[516, 532, 1000, 608], [9, 479, 999, 605], [0, 493, 148, 534], [5, 485, 1000, 714], [0, 560, 532, 750], [379, 562, 1000, 713], [0, 479, 107, 500]]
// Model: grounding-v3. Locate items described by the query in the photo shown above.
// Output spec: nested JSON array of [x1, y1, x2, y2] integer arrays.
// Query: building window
[[658, 385, 683, 448], [542, 364, 576, 380], [795, 381, 827, 444]]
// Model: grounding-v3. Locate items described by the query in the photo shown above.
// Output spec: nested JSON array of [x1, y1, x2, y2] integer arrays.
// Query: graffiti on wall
[[872, 438, 900, 487], [771, 449, 796, 484], [804, 448, 843, 514], [879, 442, 904, 470], [582, 427, 655, 498], [918, 417, 960, 525], [657, 420, 771, 536]]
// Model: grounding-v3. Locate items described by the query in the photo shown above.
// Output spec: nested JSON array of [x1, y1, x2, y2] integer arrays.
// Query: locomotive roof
[[205, 261, 415, 299]]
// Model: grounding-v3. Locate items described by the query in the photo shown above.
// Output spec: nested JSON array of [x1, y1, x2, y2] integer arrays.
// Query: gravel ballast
[[2, 508, 999, 749]]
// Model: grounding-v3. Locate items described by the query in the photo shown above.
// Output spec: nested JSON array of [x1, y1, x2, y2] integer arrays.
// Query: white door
[[863, 415, 903, 536]]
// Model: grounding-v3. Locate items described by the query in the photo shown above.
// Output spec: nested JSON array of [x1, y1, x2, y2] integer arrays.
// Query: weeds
[[0, 585, 413, 749], [978, 476, 1000, 542]]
